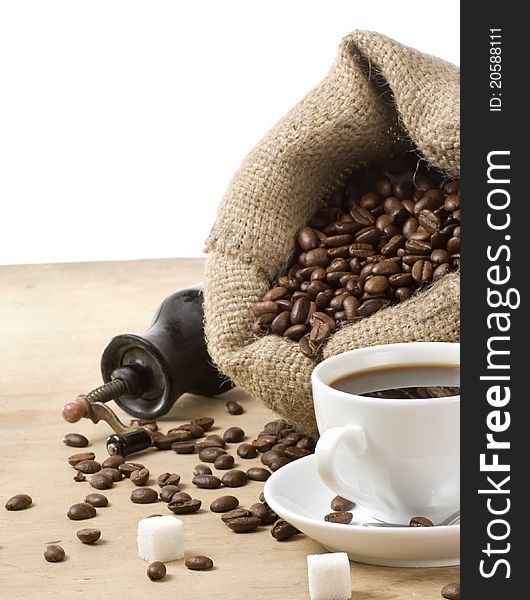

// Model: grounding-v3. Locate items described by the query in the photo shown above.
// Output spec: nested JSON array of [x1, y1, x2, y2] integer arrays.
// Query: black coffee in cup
[[330, 363, 459, 399]]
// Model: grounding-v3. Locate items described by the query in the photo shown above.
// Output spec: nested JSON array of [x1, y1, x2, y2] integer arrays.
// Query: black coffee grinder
[[62, 284, 231, 456]]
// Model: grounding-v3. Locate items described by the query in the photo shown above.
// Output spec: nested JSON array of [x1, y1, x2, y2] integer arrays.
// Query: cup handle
[[315, 425, 373, 507]]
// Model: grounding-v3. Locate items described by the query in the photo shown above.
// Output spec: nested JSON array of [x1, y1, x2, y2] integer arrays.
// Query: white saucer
[[263, 455, 460, 568]]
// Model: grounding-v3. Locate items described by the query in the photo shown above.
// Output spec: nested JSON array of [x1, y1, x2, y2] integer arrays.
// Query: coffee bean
[[67, 452, 95, 467], [246, 467, 271, 482], [364, 275, 389, 295], [76, 528, 101, 544], [264, 285, 289, 301], [185, 556, 214, 571], [298, 227, 320, 251], [409, 516, 433, 527], [357, 298, 389, 317], [44, 544, 65, 562], [412, 259, 433, 284], [147, 561, 167, 581], [225, 516, 261, 533], [192, 465, 212, 476], [210, 495, 239, 513], [249, 502, 278, 525], [395, 287, 413, 302], [154, 433, 188, 450], [237, 443, 258, 459], [225, 400, 244, 415], [324, 511, 353, 524], [214, 454, 235, 470], [388, 272, 413, 287], [101, 454, 125, 469], [433, 263, 451, 281], [89, 473, 113, 490], [283, 324, 307, 341], [192, 416, 215, 431], [223, 426, 245, 443], [67, 502, 97, 520], [130, 419, 158, 431], [118, 462, 145, 477], [252, 437, 275, 452], [269, 456, 291, 471], [172, 440, 197, 454], [192, 475, 222, 489], [285, 446, 310, 460], [156, 472, 181, 487], [75, 460, 101, 474], [160, 485, 181, 502], [221, 470, 248, 488], [252, 300, 281, 317], [271, 311, 292, 335], [73, 471, 86, 482], [271, 519, 300, 540], [330, 496, 355, 511], [130, 488, 158, 504], [195, 437, 225, 451], [167, 497, 201, 514], [199, 447, 227, 463], [177, 423, 205, 438], [441, 582, 461, 600], [5, 494, 32, 511], [99, 467, 122, 482], [63, 433, 89, 448], [84, 493, 108, 507], [221, 508, 252, 523]]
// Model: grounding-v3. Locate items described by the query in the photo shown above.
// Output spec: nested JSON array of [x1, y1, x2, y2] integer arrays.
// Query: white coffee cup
[[313, 342, 459, 525]]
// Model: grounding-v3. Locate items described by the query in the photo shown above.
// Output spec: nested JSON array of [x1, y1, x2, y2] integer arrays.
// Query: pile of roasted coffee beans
[[251, 162, 460, 357]]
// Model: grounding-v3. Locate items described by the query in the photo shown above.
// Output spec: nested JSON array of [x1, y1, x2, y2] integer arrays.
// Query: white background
[[0, 0, 459, 266]]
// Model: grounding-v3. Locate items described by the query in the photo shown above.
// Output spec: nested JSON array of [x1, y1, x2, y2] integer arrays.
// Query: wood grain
[[0, 258, 459, 599]]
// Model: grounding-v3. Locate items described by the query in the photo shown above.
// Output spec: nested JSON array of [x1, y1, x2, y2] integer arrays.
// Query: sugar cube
[[307, 552, 351, 600], [137, 515, 184, 563]]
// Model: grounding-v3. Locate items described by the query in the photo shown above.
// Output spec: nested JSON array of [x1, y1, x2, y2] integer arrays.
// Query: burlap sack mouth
[[204, 31, 460, 434]]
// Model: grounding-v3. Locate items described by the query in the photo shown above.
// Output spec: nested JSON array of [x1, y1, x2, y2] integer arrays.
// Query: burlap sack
[[204, 31, 460, 434]]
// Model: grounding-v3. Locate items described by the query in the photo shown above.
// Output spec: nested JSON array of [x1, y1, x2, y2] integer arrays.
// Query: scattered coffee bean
[[199, 447, 227, 463], [221, 508, 252, 523], [441, 582, 461, 600], [89, 473, 113, 490], [210, 495, 239, 513], [271, 519, 300, 541], [131, 419, 158, 431], [237, 443, 258, 459], [285, 446, 310, 460], [147, 561, 167, 581], [269, 456, 291, 471], [130, 468, 150, 486], [44, 544, 65, 562], [156, 472, 181, 487], [99, 467, 122, 482], [118, 462, 145, 478], [225, 400, 244, 415], [409, 516, 433, 527], [76, 528, 101, 544], [195, 437, 225, 451], [246, 467, 271, 481], [259, 492, 266, 503], [249, 503, 278, 525], [171, 440, 197, 454], [223, 426, 245, 443], [130, 488, 158, 504], [192, 417, 215, 431], [252, 437, 275, 452], [171, 491, 192, 502], [158, 485, 180, 502], [167, 497, 201, 514], [185, 555, 214, 571], [330, 496, 355, 511], [221, 470, 248, 488], [5, 494, 32, 511], [164, 429, 193, 442], [63, 433, 89, 448], [324, 511, 353, 524], [192, 475, 222, 489], [67, 452, 95, 467], [75, 459, 101, 474], [225, 516, 261, 533], [73, 471, 86, 482], [193, 464, 212, 476], [214, 454, 235, 470], [84, 493, 108, 507], [177, 423, 205, 438], [102, 454, 125, 469], [67, 502, 97, 520], [154, 433, 187, 450]]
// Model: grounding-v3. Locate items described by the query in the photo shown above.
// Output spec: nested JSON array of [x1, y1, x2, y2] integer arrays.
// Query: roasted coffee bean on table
[[185, 555, 214, 571], [102, 454, 125, 469], [44, 544, 65, 562], [246, 467, 271, 481], [67, 452, 95, 467], [441, 582, 461, 600], [271, 519, 300, 541], [251, 167, 460, 357], [223, 426, 245, 443], [330, 496, 355, 511], [118, 462, 145, 478], [130, 468, 150, 486], [237, 443, 258, 459], [130, 488, 159, 504], [67, 502, 97, 520], [5, 494, 32, 511], [76, 528, 101, 544], [167, 497, 202, 515], [199, 447, 227, 463], [224, 515, 261, 533], [324, 511, 353, 524], [84, 493, 108, 508], [249, 502, 278, 525], [193, 464, 212, 476], [192, 474, 222, 489], [89, 473, 113, 490], [210, 495, 239, 513], [177, 423, 205, 438], [63, 433, 89, 448], [192, 416, 215, 431], [99, 467, 122, 482], [171, 440, 197, 454], [147, 561, 167, 581], [221, 470, 248, 488], [156, 472, 181, 487], [221, 508, 253, 523], [160, 485, 182, 502], [73, 471, 86, 482], [225, 400, 244, 415], [214, 453, 235, 470], [75, 459, 101, 474]]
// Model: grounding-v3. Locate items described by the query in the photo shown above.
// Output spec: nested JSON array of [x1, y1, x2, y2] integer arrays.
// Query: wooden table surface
[[0, 258, 459, 599]]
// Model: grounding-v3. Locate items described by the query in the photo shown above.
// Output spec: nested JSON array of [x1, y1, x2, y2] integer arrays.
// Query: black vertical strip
[[461, 4, 523, 597]]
